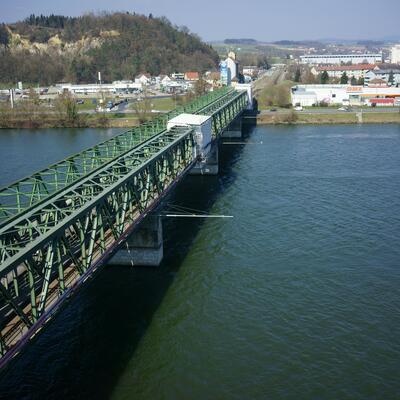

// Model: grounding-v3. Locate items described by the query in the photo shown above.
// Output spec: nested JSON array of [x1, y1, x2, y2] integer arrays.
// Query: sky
[[1, 0, 400, 42]]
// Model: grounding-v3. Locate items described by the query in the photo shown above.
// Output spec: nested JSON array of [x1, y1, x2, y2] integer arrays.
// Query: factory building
[[60, 81, 142, 94], [300, 53, 383, 65], [291, 84, 400, 107]]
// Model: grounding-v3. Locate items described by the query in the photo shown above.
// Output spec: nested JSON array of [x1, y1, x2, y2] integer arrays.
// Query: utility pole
[[98, 71, 104, 106], [9, 88, 14, 109]]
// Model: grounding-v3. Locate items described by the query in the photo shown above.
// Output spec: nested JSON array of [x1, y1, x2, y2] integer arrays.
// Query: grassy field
[[147, 97, 175, 111], [256, 80, 295, 110], [257, 111, 400, 125]]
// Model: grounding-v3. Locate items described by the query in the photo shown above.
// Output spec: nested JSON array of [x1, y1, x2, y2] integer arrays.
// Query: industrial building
[[60, 81, 142, 95], [390, 45, 400, 64], [291, 85, 349, 106], [300, 53, 383, 65], [291, 84, 400, 107]]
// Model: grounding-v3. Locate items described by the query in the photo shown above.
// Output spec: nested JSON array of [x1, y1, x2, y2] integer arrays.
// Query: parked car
[[294, 106, 303, 111], [76, 99, 84, 105], [270, 108, 277, 112]]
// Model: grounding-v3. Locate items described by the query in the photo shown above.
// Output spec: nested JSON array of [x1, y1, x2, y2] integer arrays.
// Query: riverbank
[[0, 114, 142, 129], [256, 111, 400, 125], [1, 110, 399, 129]]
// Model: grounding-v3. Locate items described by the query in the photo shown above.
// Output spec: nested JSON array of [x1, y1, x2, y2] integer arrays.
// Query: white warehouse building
[[291, 85, 350, 106], [60, 81, 142, 94], [291, 84, 400, 107], [300, 53, 383, 65]]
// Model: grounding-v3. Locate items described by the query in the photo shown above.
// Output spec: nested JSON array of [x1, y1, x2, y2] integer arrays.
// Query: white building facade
[[311, 64, 375, 79], [60, 81, 142, 94], [390, 45, 400, 64], [364, 68, 400, 86], [225, 57, 238, 81], [291, 85, 350, 106], [291, 84, 400, 107], [300, 53, 383, 65]]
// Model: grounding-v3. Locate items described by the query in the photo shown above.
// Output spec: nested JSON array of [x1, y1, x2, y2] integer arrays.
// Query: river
[[0, 124, 399, 399]]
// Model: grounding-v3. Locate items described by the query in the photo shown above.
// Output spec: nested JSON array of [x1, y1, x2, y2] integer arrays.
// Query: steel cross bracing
[[0, 88, 248, 365], [0, 87, 234, 228]]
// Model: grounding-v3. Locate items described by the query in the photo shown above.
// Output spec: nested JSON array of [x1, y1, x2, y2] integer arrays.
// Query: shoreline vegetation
[[1, 110, 399, 129]]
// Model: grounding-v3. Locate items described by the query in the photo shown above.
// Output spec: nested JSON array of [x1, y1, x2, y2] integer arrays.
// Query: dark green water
[[0, 124, 399, 399]]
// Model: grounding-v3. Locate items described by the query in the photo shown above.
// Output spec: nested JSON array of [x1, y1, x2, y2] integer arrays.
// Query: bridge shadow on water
[[0, 122, 257, 400]]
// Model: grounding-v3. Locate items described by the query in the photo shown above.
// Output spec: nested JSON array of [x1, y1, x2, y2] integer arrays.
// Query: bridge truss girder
[[0, 88, 249, 366]]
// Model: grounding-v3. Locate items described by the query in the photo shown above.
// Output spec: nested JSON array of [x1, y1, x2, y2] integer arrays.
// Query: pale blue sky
[[1, 0, 399, 42]]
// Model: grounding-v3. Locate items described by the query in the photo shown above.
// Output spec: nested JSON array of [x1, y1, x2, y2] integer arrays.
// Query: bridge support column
[[109, 216, 163, 267], [189, 140, 219, 175], [221, 115, 243, 138]]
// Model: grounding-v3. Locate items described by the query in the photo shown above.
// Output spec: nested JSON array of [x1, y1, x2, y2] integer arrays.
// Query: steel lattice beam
[[0, 87, 249, 366], [0, 87, 235, 228]]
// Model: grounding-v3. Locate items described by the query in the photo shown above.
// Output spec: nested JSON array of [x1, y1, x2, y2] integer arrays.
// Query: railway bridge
[[0, 85, 252, 367]]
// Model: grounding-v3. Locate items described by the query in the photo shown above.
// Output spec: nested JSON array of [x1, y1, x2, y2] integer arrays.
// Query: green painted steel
[[0, 87, 234, 228], [0, 87, 248, 364]]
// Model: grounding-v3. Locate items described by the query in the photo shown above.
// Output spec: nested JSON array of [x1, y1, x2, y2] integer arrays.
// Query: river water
[[0, 124, 399, 399]]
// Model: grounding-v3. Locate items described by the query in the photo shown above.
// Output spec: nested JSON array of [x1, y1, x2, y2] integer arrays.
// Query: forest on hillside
[[0, 12, 220, 85]]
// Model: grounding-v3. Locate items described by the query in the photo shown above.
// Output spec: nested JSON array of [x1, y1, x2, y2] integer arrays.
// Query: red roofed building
[[368, 98, 395, 106], [311, 64, 377, 79], [184, 72, 200, 81]]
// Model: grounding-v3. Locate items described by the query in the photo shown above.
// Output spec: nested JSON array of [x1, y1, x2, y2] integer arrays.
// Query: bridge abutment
[[109, 216, 163, 267]]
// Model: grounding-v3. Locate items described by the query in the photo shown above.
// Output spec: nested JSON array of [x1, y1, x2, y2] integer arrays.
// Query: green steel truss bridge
[[0, 87, 249, 366]]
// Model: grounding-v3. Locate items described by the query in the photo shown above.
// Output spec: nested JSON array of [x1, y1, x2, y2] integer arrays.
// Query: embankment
[[257, 111, 400, 125]]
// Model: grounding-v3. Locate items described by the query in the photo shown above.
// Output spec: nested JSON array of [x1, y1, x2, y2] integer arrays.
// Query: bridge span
[[0, 85, 253, 367]]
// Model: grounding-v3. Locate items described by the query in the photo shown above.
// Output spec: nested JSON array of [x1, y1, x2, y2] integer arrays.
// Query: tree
[[320, 71, 329, 84], [350, 76, 357, 86], [340, 72, 349, 84], [134, 88, 151, 123], [257, 55, 270, 70], [194, 78, 208, 96], [357, 77, 364, 86], [294, 68, 301, 83], [55, 92, 82, 127], [0, 24, 10, 49], [388, 70, 394, 85]]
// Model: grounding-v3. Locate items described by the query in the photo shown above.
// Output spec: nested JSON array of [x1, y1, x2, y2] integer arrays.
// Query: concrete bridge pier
[[190, 139, 219, 175], [222, 114, 243, 139], [109, 216, 163, 267]]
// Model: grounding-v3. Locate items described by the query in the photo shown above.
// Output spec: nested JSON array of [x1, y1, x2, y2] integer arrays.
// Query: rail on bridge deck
[[0, 86, 249, 366]]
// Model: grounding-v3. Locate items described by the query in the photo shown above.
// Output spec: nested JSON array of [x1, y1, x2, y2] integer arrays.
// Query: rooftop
[[315, 64, 376, 72]]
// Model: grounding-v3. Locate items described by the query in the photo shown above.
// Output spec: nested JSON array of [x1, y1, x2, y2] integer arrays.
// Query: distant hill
[[224, 38, 258, 45], [272, 40, 323, 47], [0, 12, 220, 85]]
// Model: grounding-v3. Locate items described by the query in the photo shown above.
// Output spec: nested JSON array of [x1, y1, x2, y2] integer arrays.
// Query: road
[[260, 108, 400, 115]]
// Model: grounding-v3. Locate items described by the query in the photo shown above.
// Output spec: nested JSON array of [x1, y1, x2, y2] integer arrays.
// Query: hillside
[[0, 12, 220, 85]]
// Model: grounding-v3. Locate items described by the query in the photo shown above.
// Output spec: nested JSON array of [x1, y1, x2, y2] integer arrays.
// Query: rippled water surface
[[0, 124, 399, 399]]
